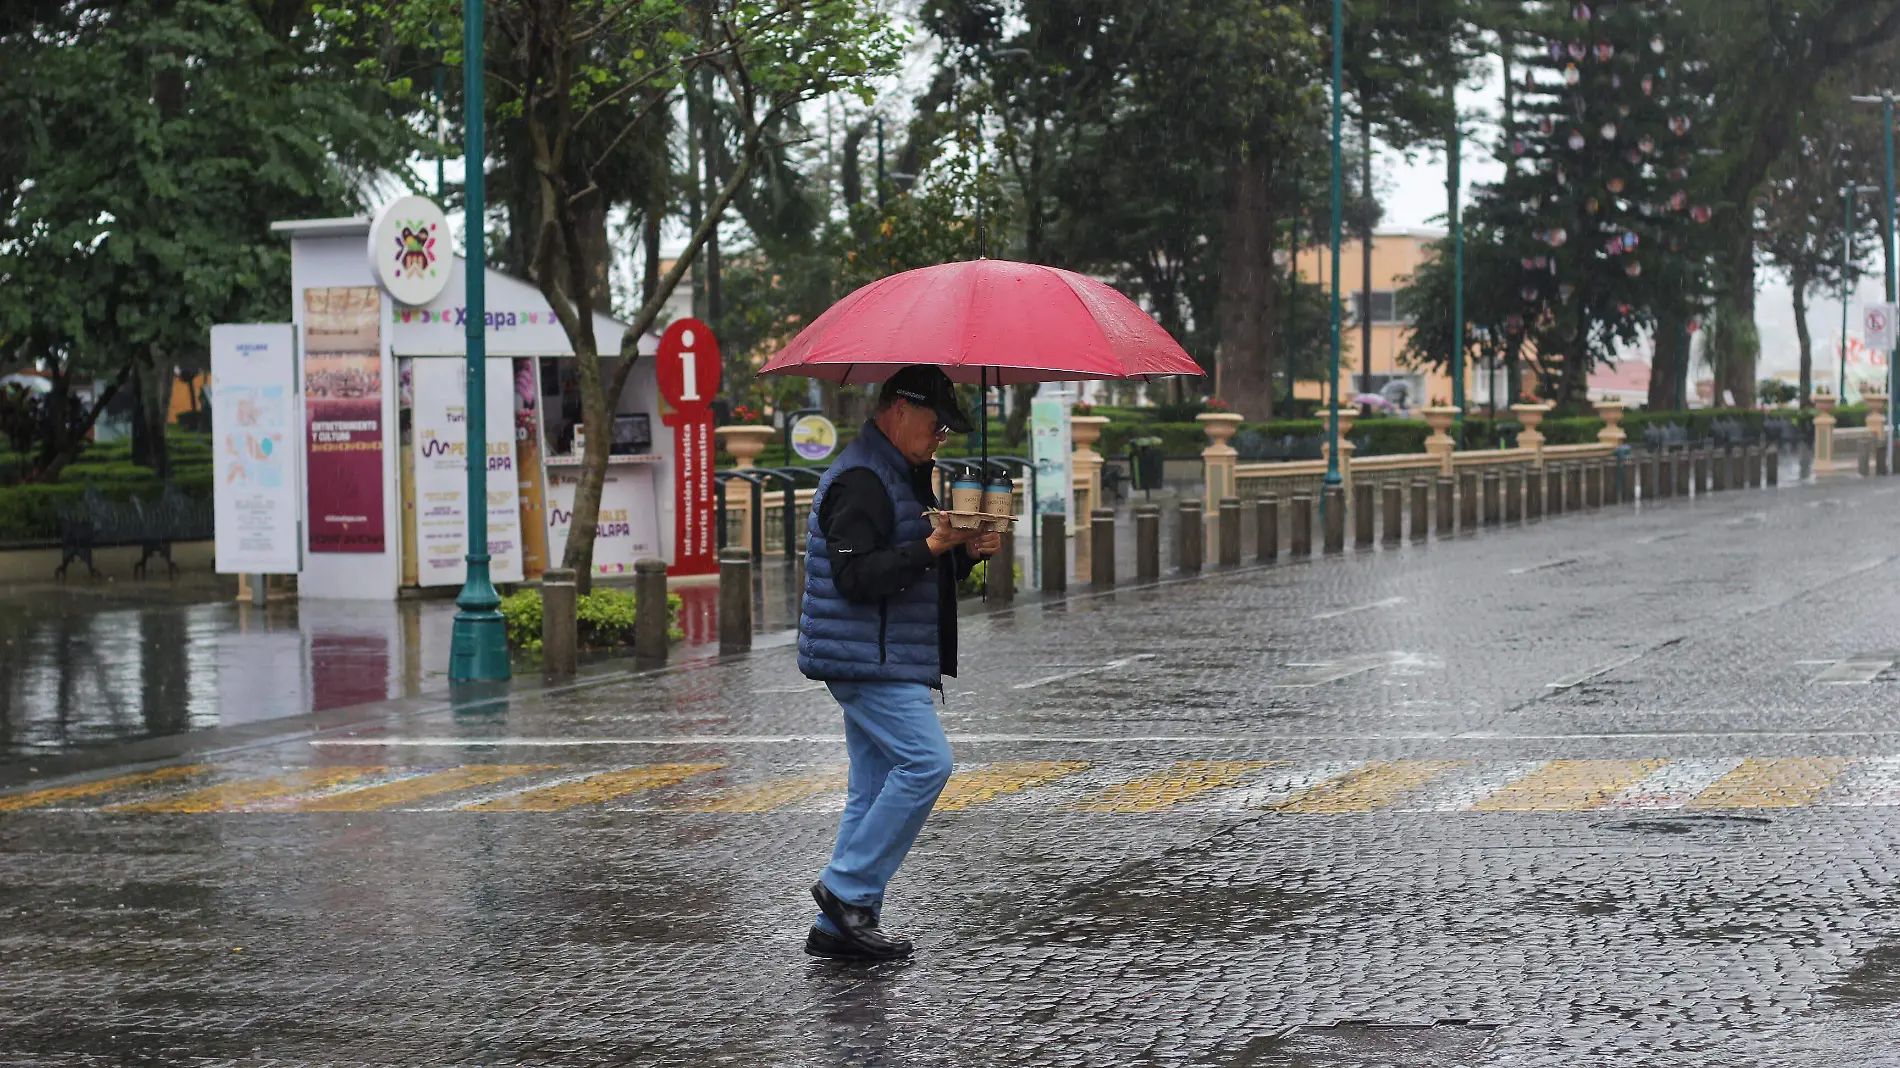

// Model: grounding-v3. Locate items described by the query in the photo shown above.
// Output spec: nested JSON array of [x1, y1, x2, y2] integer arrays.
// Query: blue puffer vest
[[797, 422, 942, 686]]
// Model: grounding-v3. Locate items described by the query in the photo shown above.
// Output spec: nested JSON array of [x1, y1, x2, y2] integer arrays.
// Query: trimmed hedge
[[0, 432, 213, 544]]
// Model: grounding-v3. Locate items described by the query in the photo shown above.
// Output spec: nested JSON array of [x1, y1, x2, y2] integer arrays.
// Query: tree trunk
[[130, 352, 170, 478], [1792, 266, 1813, 408], [1215, 151, 1276, 420], [1648, 305, 1686, 410], [1724, 231, 1759, 407]]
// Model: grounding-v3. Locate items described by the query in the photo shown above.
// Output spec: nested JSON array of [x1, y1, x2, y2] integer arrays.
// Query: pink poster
[[303, 287, 386, 553]]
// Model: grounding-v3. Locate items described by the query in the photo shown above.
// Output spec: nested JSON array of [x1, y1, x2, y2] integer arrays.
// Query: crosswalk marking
[[464, 764, 722, 812], [107, 767, 384, 813], [1471, 760, 1670, 812], [290, 766, 553, 812], [935, 761, 1090, 812], [1687, 757, 1853, 809], [1274, 760, 1469, 813], [22, 756, 1900, 816], [0, 765, 208, 812], [1073, 761, 1274, 813], [678, 772, 846, 813]]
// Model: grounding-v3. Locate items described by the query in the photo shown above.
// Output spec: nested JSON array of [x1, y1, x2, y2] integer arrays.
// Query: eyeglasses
[[933, 423, 951, 439]]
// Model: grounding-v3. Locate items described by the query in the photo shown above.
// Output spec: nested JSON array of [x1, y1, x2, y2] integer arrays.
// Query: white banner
[[411, 358, 524, 586], [543, 462, 662, 576], [1030, 388, 1073, 523], [211, 323, 301, 574], [1866, 303, 1897, 353]]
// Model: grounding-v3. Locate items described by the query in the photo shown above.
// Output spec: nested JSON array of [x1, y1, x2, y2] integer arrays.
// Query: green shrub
[[499, 586, 685, 653], [958, 559, 1024, 598]]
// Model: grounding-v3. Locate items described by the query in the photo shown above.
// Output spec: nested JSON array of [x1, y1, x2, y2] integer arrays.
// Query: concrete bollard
[[1527, 469, 1544, 520], [633, 558, 670, 662], [542, 567, 579, 681], [1459, 471, 1479, 531], [1746, 446, 1761, 486], [1859, 439, 1873, 478], [1041, 513, 1066, 593], [1178, 500, 1204, 572], [1585, 462, 1603, 509], [1674, 453, 1690, 498], [1482, 470, 1501, 527], [1767, 447, 1780, 486], [1136, 504, 1162, 579], [1219, 497, 1242, 568], [1871, 441, 1885, 477], [1716, 449, 1733, 490], [1382, 483, 1403, 545], [1730, 449, 1746, 488], [718, 549, 752, 654], [1640, 456, 1658, 502], [1256, 496, 1279, 563], [1694, 451, 1709, 495], [1548, 464, 1565, 515], [1353, 481, 1375, 549], [1323, 485, 1346, 553], [1436, 477, 1455, 535], [1290, 494, 1314, 556], [1411, 479, 1431, 541], [1091, 508, 1116, 588], [1566, 463, 1584, 511], [1656, 455, 1674, 499], [1505, 470, 1523, 523], [985, 531, 1016, 606]]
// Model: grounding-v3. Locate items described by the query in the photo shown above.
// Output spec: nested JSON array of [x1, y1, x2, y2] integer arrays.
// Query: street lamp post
[[1852, 92, 1899, 468], [1839, 184, 1879, 402], [448, 0, 509, 683], [1325, 0, 1344, 491], [1449, 93, 1465, 443]]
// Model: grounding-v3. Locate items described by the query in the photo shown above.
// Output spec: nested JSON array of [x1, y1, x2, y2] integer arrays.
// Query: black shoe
[[805, 925, 910, 960], [810, 882, 914, 960]]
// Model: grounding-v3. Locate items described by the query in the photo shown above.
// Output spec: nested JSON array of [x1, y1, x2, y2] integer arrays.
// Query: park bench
[[54, 484, 212, 580]]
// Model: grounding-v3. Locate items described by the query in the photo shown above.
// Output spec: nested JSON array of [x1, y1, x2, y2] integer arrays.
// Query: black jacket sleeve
[[819, 468, 937, 604]]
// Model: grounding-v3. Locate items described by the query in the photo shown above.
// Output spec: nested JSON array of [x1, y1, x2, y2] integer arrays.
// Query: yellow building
[[1294, 227, 1492, 410]]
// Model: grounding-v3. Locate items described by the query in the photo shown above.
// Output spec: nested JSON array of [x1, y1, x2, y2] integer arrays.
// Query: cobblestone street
[[10, 472, 1900, 1065]]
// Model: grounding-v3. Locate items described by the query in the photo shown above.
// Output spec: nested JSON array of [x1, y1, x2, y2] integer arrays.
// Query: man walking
[[797, 365, 1001, 961]]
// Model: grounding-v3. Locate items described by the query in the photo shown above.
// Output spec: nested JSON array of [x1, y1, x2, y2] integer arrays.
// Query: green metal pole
[[449, 0, 509, 683], [1886, 98, 1896, 460], [1324, 0, 1343, 490], [1843, 187, 1854, 401], [1450, 104, 1465, 443]]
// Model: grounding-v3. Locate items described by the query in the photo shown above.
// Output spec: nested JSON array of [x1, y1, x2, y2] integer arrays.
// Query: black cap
[[879, 365, 974, 434]]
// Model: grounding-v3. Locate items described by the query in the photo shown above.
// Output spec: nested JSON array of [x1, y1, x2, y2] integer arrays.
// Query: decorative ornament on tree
[[1670, 190, 1687, 210], [1606, 177, 1626, 193], [1513, 138, 1529, 156], [1612, 73, 1623, 89], [1521, 285, 1541, 302], [1548, 227, 1568, 247], [1566, 64, 1581, 86], [1540, 116, 1556, 135], [1622, 231, 1639, 251], [1569, 40, 1587, 60], [1594, 41, 1614, 61], [1625, 148, 1643, 165], [1651, 35, 1665, 53], [1549, 40, 1566, 62], [1587, 197, 1601, 214], [1691, 205, 1712, 223], [1600, 122, 1617, 140], [1560, 284, 1576, 302], [1572, 2, 1591, 19], [1669, 115, 1691, 135], [1569, 130, 1587, 150], [1639, 135, 1655, 154], [1625, 262, 1642, 277], [1641, 76, 1654, 96], [1668, 166, 1688, 181]]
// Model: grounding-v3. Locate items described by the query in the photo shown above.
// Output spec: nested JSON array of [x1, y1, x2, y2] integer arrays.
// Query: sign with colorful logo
[[369, 196, 451, 307], [656, 318, 721, 577], [790, 413, 838, 462], [1866, 304, 1897, 354]]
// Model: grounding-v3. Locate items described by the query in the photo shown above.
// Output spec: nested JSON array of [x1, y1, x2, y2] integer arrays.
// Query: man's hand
[[969, 531, 1003, 558], [926, 511, 977, 555]]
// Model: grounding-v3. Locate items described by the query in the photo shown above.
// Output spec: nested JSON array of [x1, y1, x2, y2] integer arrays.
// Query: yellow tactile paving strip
[[1072, 761, 1274, 813], [1273, 760, 1469, 813], [1472, 759, 1669, 812], [678, 772, 847, 813], [1687, 757, 1853, 809], [290, 765, 554, 812], [0, 764, 209, 812], [107, 767, 384, 814], [935, 761, 1091, 812], [465, 763, 724, 812]]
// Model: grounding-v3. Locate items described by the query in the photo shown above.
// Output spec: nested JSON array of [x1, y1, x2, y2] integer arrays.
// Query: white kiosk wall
[[278, 215, 668, 599]]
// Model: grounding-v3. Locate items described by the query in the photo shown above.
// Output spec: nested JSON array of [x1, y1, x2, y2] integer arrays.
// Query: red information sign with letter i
[[656, 318, 721, 577]]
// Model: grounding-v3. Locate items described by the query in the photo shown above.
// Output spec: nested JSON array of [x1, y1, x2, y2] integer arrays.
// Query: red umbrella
[[757, 259, 1204, 385]]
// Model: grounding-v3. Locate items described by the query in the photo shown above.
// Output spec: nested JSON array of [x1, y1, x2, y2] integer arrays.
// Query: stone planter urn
[[1421, 405, 1461, 474], [1593, 399, 1627, 446], [1195, 412, 1245, 452], [1814, 392, 1839, 464], [715, 424, 777, 468], [1510, 402, 1553, 453], [1197, 412, 1245, 504], [1070, 414, 1110, 455]]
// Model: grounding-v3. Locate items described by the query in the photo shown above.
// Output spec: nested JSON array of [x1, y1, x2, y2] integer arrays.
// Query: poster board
[[210, 323, 301, 574], [410, 357, 524, 586], [303, 286, 386, 553], [543, 462, 663, 575], [1031, 388, 1073, 524]]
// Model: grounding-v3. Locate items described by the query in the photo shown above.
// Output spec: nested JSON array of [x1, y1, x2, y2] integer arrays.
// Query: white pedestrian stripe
[[1547, 652, 1644, 690], [1598, 758, 1744, 810], [1810, 655, 1893, 684], [1219, 762, 1362, 810], [1012, 654, 1158, 690], [1821, 757, 1900, 807], [1273, 653, 1402, 687], [1509, 557, 1581, 575], [1309, 596, 1406, 621], [1399, 761, 1548, 813]]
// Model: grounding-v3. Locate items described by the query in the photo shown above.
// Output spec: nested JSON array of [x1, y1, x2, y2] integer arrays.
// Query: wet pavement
[[10, 470, 1900, 1064]]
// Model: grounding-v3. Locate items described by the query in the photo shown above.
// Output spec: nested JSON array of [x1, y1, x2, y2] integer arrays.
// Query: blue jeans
[[813, 680, 953, 934]]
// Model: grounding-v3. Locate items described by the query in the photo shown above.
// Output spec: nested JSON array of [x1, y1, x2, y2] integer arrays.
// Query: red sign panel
[[303, 286, 386, 553], [658, 319, 720, 577]]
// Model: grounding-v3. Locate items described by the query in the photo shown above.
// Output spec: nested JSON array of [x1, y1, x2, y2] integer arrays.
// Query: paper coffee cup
[[981, 483, 1014, 517], [950, 477, 984, 514]]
